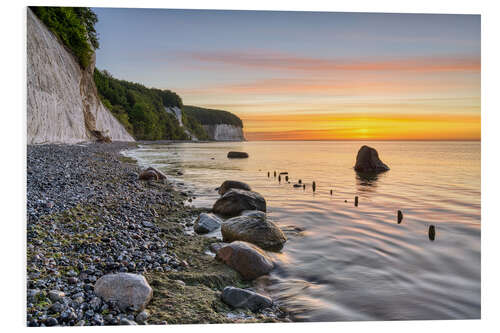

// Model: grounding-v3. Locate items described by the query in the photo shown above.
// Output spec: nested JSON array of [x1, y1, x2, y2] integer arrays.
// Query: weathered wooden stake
[[267, 171, 270, 178], [428, 225, 436, 241], [278, 175, 281, 183], [298, 179, 302, 184], [274, 171, 276, 178], [397, 210, 403, 224], [354, 196, 359, 207], [330, 190, 333, 196], [303, 184, 306, 190], [312, 181, 316, 193], [285, 175, 289, 182]]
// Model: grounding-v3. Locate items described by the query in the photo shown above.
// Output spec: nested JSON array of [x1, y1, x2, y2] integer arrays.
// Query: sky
[[93, 8, 481, 141]]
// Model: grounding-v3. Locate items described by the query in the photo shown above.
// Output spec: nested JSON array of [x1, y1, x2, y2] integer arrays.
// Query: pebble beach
[[26, 142, 288, 326]]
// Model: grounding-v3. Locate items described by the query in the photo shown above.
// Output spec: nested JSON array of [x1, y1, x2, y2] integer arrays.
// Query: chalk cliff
[[202, 124, 245, 141], [165, 106, 199, 141], [27, 8, 134, 144]]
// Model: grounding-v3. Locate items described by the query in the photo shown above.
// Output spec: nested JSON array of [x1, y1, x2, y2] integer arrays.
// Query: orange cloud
[[181, 51, 480, 73]]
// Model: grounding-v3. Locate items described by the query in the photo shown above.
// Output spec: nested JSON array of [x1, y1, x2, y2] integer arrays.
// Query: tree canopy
[[31, 6, 98, 68]]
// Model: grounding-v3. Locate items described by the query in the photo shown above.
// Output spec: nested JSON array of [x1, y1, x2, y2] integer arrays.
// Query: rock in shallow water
[[194, 213, 222, 234], [216, 241, 274, 280], [218, 180, 251, 195], [213, 189, 266, 217], [221, 286, 273, 311], [221, 211, 286, 251], [227, 151, 249, 158], [94, 273, 153, 311], [354, 145, 390, 173]]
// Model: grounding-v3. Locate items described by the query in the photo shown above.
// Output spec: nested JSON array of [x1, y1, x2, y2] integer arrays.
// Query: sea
[[123, 141, 481, 321]]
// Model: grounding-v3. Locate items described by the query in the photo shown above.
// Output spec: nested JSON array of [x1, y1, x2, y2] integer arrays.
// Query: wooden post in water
[[278, 175, 281, 183], [274, 171, 276, 178], [354, 196, 359, 207], [298, 179, 302, 184], [312, 181, 316, 193], [330, 190, 333, 196], [428, 225, 436, 241], [303, 184, 306, 190], [267, 171, 270, 178], [285, 175, 289, 182], [397, 210, 403, 224]]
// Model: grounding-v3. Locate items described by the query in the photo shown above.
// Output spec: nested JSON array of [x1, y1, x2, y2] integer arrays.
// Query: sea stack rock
[[354, 145, 390, 173]]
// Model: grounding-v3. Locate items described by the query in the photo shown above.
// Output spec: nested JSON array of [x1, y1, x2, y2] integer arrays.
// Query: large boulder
[[354, 145, 390, 173], [213, 189, 266, 217], [221, 211, 286, 251], [94, 273, 153, 311], [194, 213, 222, 234], [215, 241, 274, 280], [218, 180, 251, 195], [227, 151, 249, 158], [221, 286, 273, 312]]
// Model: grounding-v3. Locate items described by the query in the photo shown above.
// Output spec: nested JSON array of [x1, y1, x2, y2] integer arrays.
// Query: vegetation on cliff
[[94, 69, 193, 140], [31, 7, 99, 69], [183, 105, 244, 128]]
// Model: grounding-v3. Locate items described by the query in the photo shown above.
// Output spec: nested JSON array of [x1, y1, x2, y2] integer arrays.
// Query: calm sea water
[[124, 141, 480, 321]]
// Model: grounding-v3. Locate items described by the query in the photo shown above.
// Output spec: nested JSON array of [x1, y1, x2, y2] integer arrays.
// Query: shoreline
[[26, 142, 289, 326]]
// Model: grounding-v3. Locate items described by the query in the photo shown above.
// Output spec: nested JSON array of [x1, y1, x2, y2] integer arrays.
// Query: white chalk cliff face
[[27, 9, 134, 144], [165, 106, 198, 141], [202, 124, 245, 141]]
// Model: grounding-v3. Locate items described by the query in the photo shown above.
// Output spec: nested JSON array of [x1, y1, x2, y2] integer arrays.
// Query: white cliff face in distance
[[202, 124, 245, 141], [27, 9, 134, 144], [165, 106, 198, 141]]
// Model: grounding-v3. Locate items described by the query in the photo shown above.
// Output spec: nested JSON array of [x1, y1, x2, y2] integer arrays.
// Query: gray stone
[[221, 286, 273, 311], [48, 290, 65, 302], [194, 213, 222, 234], [213, 189, 266, 217], [135, 310, 149, 324], [222, 212, 286, 251], [94, 273, 153, 311], [120, 318, 138, 325], [27, 289, 41, 302]]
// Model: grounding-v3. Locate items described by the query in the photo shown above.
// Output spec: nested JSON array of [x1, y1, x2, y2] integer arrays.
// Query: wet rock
[[216, 241, 274, 280], [221, 212, 286, 251], [354, 145, 390, 173], [138, 169, 158, 181], [194, 213, 222, 234], [94, 273, 153, 311], [218, 180, 251, 195], [221, 286, 273, 312], [227, 151, 249, 158], [145, 167, 167, 180], [213, 189, 266, 217]]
